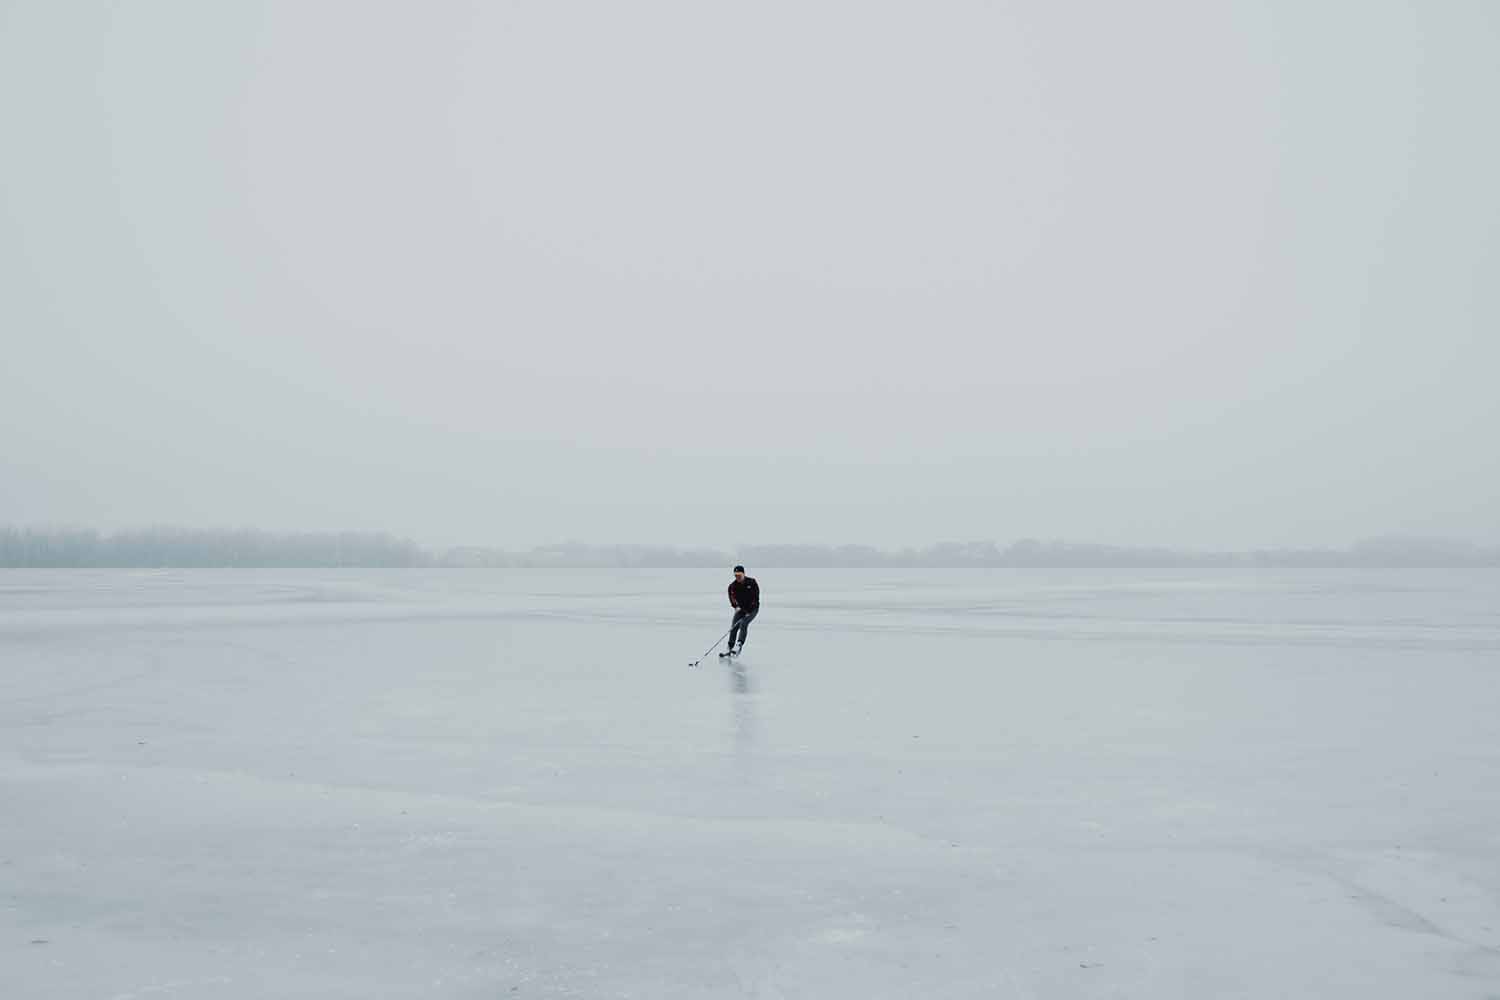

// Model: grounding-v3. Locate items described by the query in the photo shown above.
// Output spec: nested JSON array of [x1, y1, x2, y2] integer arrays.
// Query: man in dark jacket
[[722, 565, 760, 657]]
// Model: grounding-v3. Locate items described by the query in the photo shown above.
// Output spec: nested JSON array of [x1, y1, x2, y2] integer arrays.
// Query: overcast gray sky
[[2, 1, 1496, 550]]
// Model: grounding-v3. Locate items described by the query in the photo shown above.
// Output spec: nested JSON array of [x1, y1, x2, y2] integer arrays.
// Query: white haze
[[2, 1, 1497, 549]]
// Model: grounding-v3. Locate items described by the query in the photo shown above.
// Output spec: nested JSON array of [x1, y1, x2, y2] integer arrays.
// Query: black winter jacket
[[728, 577, 760, 613]]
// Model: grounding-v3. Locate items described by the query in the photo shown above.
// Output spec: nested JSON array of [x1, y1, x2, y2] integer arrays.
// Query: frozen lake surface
[[3, 568, 1498, 998]]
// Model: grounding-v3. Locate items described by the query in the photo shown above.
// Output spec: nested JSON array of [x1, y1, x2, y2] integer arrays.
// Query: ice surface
[[2, 568, 1498, 998]]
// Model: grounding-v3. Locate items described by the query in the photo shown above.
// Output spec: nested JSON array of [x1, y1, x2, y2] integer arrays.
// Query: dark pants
[[729, 607, 758, 649]]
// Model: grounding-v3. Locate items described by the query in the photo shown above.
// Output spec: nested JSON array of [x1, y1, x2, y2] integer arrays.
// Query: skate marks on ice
[[1259, 846, 1500, 981]]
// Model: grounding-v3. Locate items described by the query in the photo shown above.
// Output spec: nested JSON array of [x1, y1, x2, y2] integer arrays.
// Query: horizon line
[[2, 526, 1497, 569]]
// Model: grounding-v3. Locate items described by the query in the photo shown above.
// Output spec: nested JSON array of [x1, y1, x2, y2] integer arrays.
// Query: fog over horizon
[[3, 1, 1497, 552]]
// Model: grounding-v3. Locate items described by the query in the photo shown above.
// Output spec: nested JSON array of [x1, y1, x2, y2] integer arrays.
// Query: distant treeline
[[3, 527, 1498, 568], [0, 527, 426, 568]]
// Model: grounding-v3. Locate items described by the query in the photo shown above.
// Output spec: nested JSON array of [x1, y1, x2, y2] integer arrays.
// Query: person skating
[[719, 565, 760, 657]]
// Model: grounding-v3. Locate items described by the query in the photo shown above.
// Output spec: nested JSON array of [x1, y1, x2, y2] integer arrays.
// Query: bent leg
[[734, 608, 758, 648]]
